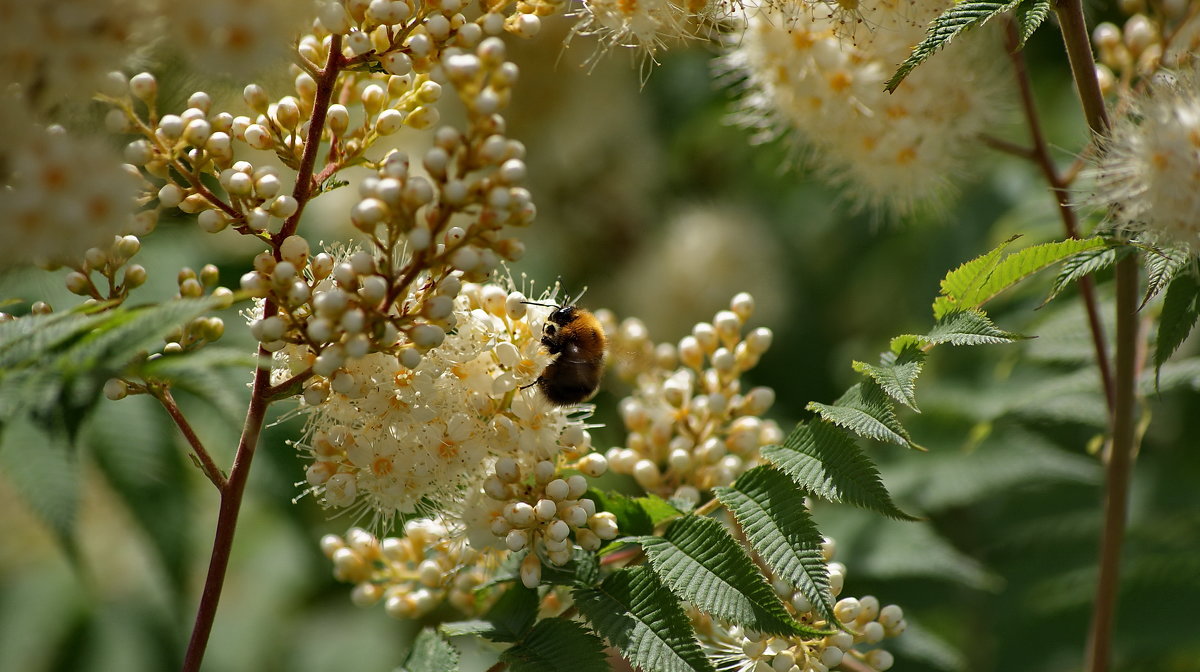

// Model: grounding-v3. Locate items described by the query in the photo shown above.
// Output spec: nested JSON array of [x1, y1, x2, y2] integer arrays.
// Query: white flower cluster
[[604, 292, 781, 504], [696, 537, 906, 672], [1090, 64, 1200, 253], [721, 0, 1005, 213], [290, 279, 596, 524], [0, 0, 148, 112], [0, 113, 139, 269]]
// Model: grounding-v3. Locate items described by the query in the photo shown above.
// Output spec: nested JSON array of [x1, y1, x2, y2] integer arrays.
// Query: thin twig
[[1052, 3, 1139, 672], [180, 347, 274, 672], [1002, 18, 1116, 417], [154, 387, 226, 489], [980, 133, 1036, 160]]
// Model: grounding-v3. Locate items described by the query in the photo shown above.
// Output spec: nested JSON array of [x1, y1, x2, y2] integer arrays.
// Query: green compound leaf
[[934, 237, 1108, 318], [905, 309, 1028, 349], [1015, 0, 1051, 44], [762, 421, 918, 521], [887, 1, 1023, 92], [399, 628, 460, 672], [0, 297, 230, 440], [501, 618, 610, 672], [1043, 246, 1120, 305], [1143, 245, 1192, 309], [809, 380, 918, 449], [715, 467, 838, 626], [573, 566, 715, 672], [1154, 272, 1200, 383], [635, 515, 806, 637], [852, 346, 926, 412]]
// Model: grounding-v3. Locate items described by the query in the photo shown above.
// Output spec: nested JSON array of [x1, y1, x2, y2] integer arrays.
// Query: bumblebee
[[526, 303, 606, 405]]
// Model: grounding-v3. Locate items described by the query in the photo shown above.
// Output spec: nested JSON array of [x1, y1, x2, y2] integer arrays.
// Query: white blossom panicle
[[604, 292, 782, 505], [0, 114, 138, 268], [721, 0, 1006, 214], [0, 0, 147, 112], [165, 0, 303, 73], [1088, 65, 1200, 253], [695, 536, 905, 672]]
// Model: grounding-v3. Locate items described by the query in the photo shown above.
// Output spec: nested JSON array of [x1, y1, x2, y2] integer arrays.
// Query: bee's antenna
[[521, 301, 558, 308]]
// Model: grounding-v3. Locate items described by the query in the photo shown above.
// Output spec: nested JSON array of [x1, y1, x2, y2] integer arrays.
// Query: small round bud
[[104, 378, 129, 400], [129, 72, 157, 101], [519, 552, 541, 588]]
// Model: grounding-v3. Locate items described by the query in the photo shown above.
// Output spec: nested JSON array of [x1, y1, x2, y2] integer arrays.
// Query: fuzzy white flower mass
[[1090, 67, 1200, 252], [722, 0, 1006, 214]]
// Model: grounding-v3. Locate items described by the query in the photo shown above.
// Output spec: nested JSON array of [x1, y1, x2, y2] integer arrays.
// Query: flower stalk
[[179, 35, 346, 672], [1053, 1, 1142, 670]]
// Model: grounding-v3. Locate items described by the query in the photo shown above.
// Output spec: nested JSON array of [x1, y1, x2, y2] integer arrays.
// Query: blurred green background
[[2, 9, 1200, 672]]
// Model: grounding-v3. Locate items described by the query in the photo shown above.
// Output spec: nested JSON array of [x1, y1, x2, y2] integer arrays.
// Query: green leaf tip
[[399, 628, 460, 672], [762, 421, 919, 521], [885, 0, 1024, 93], [1154, 271, 1200, 387]]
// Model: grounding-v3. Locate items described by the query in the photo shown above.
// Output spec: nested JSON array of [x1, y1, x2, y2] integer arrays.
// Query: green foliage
[[573, 566, 714, 672], [762, 420, 917, 521], [138, 346, 258, 423], [0, 418, 80, 556], [808, 380, 918, 449], [714, 467, 838, 624], [1043, 246, 1119, 305], [1153, 272, 1200, 380], [481, 583, 539, 642], [500, 619, 610, 672], [85, 396, 193, 594], [1142, 245, 1191, 309], [886, 1, 1024, 92], [398, 628, 459, 672], [921, 309, 1028, 348], [853, 346, 926, 411], [933, 237, 1108, 318], [1014, 0, 1051, 43], [884, 427, 1100, 513], [636, 514, 808, 637], [637, 494, 684, 525], [0, 297, 228, 438]]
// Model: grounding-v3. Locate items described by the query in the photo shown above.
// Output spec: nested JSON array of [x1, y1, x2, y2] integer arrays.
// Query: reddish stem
[[180, 347, 273, 672], [155, 388, 226, 490], [1002, 19, 1116, 417], [180, 34, 345, 672]]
